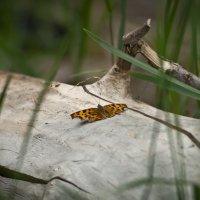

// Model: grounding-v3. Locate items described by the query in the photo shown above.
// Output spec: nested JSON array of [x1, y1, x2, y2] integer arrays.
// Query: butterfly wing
[[71, 104, 127, 122], [71, 108, 104, 122], [103, 103, 127, 117], [87, 111, 105, 122]]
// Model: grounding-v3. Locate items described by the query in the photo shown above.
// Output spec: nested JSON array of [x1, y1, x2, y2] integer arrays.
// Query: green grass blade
[[16, 37, 69, 170], [162, 0, 179, 56], [72, 0, 93, 75], [117, 0, 126, 50], [9, 37, 69, 200], [171, 1, 192, 61], [131, 72, 200, 99], [0, 74, 12, 114], [104, 0, 114, 64], [193, 184, 200, 200], [131, 72, 159, 84], [117, 177, 199, 193], [190, 1, 199, 75], [84, 29, 200, 100]]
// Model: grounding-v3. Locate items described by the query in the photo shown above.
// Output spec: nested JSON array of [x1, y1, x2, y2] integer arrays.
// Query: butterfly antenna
[[68, 76, 100, 92]]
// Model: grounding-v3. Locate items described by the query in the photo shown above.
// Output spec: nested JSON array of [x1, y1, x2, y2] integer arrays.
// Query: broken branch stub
[[116, 19, 151, 72]]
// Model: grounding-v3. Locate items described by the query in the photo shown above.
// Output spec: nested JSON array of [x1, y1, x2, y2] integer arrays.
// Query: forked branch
[[117, 19, 200, 90]]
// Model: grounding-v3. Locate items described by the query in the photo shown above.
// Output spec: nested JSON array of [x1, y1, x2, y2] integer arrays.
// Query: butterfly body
[[70, 103, 127, 122]]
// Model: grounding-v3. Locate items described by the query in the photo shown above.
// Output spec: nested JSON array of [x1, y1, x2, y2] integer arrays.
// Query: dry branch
[[138, 40, 200, 90], [116, 19, 151, 72], [117, 18, 200, 90]]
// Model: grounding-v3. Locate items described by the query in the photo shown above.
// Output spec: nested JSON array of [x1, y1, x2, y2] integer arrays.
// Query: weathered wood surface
[[0, 68, 200, 200]]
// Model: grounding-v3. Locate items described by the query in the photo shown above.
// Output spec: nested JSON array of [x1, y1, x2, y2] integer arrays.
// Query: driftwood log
[[0, 20, 200, 200]]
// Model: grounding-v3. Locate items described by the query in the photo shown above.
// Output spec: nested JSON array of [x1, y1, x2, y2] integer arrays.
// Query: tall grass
[[8, 35, 70, 200], [0, 74, 12, 114], [0, 1, 95, 80], [71, 0, 93, 77], [155, 0, 200, 117], [104, 0, 115, 64]]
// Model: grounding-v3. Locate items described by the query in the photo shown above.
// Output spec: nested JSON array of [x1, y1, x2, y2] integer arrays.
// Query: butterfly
[[70, 103, 127, 122]]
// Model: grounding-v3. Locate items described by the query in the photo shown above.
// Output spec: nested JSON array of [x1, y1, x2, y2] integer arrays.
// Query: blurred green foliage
[[0, 0, 93, 77], [155, 0, 200, 116], [0, 0, 128, 80]]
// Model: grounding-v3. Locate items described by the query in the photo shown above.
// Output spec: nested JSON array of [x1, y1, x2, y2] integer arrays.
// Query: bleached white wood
[[0, 68, 200, 200]]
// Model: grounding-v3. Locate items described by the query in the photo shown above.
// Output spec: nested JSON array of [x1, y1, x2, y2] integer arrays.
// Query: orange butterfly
[[71, 103, 127, 122]]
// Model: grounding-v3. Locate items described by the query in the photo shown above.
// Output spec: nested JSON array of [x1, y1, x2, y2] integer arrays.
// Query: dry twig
[[117, 18, 200, 90]]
